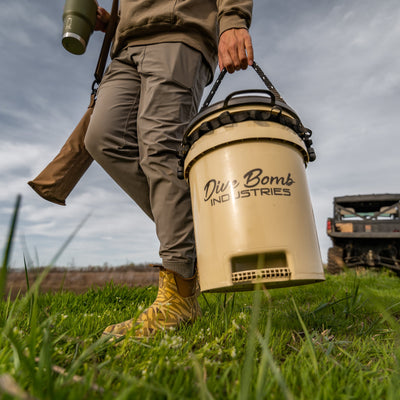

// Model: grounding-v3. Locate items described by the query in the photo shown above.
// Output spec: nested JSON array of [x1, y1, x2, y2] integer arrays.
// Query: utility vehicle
[[326, 194, 400, 274]]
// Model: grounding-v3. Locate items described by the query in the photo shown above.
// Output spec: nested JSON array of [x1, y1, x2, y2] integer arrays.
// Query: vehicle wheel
[[327, 246, 345, 274]]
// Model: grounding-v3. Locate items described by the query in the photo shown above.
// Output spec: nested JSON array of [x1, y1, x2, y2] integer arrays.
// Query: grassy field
[[1, 269, 400, 399], [1, 197, 400, 399]]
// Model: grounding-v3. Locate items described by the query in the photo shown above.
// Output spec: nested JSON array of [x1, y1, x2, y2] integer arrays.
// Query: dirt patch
[[5, 265, 159, 299]]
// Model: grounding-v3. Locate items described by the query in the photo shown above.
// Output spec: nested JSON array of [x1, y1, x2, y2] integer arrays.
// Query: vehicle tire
[[327, 246, 345, 274]]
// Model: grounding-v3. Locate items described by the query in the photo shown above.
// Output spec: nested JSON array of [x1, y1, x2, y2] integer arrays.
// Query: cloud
[[1, 0, 399, 270], [0, 142, 48, 172], [0, 2, 58, 49]]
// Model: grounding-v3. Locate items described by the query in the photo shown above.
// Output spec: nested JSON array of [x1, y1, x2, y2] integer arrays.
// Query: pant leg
[[135, 43, 210, 276], [85, 48, 154, 220], [85, 43, 210, 277]]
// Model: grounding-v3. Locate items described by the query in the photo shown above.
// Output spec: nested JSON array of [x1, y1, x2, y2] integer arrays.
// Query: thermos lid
[[62, 33, 87, 55]]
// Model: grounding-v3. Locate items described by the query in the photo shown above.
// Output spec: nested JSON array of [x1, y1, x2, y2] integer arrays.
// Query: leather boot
[[102, 266, 201, 338]]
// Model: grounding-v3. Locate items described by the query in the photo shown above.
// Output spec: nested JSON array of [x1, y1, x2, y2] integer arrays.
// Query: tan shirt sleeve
[[216, 0, 253, 35]]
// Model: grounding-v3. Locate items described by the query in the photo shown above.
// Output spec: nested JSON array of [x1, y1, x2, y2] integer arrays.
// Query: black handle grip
[[200, 61, 286, 111], [223, 89, 275, 108]]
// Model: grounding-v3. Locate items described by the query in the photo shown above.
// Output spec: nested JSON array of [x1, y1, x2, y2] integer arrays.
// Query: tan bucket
[[179, 91, 325, 292]]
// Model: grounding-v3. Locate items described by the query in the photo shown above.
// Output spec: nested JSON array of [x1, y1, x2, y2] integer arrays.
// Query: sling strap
[[94, 0, 119, 84]]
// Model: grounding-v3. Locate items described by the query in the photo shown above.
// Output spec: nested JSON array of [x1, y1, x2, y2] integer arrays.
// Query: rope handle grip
[[200, 61, 286, 112]]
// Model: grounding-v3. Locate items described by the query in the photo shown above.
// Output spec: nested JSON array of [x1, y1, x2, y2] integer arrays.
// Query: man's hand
[[94, 7, 111, 32], [218, 28, 254, 73]]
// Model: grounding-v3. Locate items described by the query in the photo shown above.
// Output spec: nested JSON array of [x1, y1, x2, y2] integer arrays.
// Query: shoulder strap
[[94, 0, 119, 83]]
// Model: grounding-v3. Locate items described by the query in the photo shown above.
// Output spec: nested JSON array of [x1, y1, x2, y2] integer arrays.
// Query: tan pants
[[85, 43, 210, 277]]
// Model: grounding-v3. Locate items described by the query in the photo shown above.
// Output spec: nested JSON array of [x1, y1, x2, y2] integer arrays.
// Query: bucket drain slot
[[232, 268, 291, 284], [231, 252, 291, 284]]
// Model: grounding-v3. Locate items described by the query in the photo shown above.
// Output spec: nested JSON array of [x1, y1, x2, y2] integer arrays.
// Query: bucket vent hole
[[231, 252, 290, 283]]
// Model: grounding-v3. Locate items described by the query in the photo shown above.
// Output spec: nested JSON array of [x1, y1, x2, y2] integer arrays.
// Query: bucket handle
[[223, 89, 275, 108], [200, 61, 287, 112]]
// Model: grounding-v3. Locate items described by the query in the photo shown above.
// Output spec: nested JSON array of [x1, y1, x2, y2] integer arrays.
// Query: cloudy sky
[[1, 0, 399, 269]]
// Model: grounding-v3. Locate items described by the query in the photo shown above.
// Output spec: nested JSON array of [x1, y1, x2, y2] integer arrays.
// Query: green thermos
[[62, 0, 98, 55]]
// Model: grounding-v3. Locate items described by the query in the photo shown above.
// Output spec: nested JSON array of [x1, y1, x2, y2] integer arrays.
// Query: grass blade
[[1, 194, 22, 299], [238, 254, 266, 400], [48, 212, 91, 266], [256, 330, 294, 400], [292, 297, 319, 374]]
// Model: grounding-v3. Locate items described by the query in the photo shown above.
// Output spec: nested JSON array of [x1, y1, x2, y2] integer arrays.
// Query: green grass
[[1, 272, 400, 399], [1, 197, 400, 399]]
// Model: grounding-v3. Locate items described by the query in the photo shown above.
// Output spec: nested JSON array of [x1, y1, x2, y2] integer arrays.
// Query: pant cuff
[[162, 261, 195, 278]]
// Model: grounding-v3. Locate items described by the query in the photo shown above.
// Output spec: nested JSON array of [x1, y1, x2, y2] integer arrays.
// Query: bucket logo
[[204, 168, 295, 207]]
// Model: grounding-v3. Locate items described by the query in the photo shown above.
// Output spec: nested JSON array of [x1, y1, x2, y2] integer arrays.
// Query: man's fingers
[[219, 52, 235, 73], [237, 29, 254, 69], [218, 28, 254, 73], [238, 41, 248, 70], [244, 34, 254, 66], [229, 42, 241, 72], [94, 7, 110, 32]]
